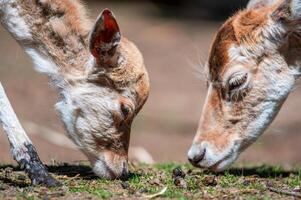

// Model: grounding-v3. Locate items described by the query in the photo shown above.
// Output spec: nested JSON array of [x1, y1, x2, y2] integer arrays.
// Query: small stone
[[174, 177, 187, 189], [128, 187, 136, 195], [139, 188, 148, 193], [150, 178, 161, 186], [266, 181, 274, 188], [17, 174, 27, 181], [242, 180, 250, 186], [4, 167, 13, 179], [121, 181, 130, 189], [293, 186, 300, 192], [202, 175, 217, 187], [172, 167, 186, 179], [0, 183, 7, 191]]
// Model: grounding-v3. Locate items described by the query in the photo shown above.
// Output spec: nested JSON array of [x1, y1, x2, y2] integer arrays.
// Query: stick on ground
[[267, 186, 301, 198]]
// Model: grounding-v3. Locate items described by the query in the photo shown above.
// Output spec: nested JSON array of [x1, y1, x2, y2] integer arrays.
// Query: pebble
[[121, 182, 130, 189], [150, 178, 161, 186], [174, 177, 188, 189], [202, 175, 217, 186], [172, 167, 186, 179]]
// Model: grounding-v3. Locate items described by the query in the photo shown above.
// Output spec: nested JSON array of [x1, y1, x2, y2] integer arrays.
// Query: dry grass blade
[[267, 186, 301, 198], [144, 186, 168, 199]]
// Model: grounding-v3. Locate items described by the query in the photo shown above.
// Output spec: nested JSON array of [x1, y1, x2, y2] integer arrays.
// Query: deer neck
[[0, 0, 92, 79]]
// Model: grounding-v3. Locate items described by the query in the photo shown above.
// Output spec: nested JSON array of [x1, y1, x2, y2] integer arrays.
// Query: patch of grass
[[69, 180, 112, 199], [0, 163, 300, 199], [219, 172, 240, 187]]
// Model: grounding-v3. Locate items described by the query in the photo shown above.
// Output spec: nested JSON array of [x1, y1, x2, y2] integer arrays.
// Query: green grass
[[0, 163, 300, 199]]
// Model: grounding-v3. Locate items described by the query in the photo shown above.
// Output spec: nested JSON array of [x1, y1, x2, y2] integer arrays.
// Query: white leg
[[0, 82, 59, 186]]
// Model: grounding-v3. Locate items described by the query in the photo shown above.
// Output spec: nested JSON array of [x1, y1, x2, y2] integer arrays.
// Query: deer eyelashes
[[89, 9, 121, 65], [225, 71, 250, 102], [228, 72, 248, 91]]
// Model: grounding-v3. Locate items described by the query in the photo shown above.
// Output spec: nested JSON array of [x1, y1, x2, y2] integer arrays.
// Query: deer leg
[[0, 83, 60, 186]]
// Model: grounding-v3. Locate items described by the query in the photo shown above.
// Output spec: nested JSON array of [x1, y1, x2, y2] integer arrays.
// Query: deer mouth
[[208, 153, 236, 172], [92, 158, 129, 180], [199, 148, 238, 172]]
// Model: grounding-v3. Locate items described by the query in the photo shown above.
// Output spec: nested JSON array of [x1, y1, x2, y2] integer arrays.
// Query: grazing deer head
[[188, 0, 301, 171], [0, 0, 149, 179]]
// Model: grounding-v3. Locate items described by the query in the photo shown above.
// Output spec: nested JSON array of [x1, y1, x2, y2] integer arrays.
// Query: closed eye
[[227, 71, 249, 102], [228, 72, 248, 91]]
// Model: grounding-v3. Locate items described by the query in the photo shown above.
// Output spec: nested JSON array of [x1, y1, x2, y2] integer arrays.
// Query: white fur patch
[[55, 92, 81, 147], [25, 48, 58, 75], [187, 143, 203, 161], [291, 0, 301, 19], [247, 0, 277, 9], [0, 83, 32, 162], [0, 2, 31, 40], [92, 159, 112, 179], [246, 60, 296, 140], [93, 154, 127, 179]]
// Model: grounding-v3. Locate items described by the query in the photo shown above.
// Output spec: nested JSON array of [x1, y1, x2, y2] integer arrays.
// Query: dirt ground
[[1, 163, 301, 199], [1, 1, 301, 168]]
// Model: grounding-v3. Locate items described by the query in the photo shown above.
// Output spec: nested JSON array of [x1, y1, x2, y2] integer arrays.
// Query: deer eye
[[121, 103, 130, 118], [228, 72, 248, 90], [227, 72, 249, 101]]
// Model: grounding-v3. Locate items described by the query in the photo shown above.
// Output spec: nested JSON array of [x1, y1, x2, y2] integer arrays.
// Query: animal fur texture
[[188, 0, 301, 171], [0, 0, 150, 179]]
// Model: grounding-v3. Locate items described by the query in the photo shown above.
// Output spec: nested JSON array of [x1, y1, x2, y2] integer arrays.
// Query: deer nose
[[188, 144, 206, 166]]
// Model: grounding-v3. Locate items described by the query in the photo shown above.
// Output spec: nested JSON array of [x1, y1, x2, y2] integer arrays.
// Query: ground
[[1, 0, 301, 166], [0, 163, 301, 200]]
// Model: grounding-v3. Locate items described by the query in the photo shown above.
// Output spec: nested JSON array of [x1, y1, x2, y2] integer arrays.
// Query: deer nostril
[[188, 147, 206, 165]]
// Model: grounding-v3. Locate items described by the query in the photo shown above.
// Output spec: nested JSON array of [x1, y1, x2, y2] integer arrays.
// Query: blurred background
[[1, 0, 301, 168]]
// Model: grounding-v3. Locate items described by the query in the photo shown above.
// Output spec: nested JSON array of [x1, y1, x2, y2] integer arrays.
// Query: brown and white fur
[[188, 0, 301, 171], [0, 0, 150, 182]]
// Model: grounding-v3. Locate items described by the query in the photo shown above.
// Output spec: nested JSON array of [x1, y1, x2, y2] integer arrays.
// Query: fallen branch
[[267, 186, 301, 198]]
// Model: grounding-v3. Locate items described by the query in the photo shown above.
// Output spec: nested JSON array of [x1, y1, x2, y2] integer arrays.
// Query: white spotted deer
[[0, 0, 149, 186], [188, 0, 301, 171]]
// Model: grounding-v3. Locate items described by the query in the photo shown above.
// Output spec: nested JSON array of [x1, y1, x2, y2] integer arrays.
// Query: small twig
[[267, 186, 301, 198], [68, 173, 81, 180], [144, 186, 167, 199]]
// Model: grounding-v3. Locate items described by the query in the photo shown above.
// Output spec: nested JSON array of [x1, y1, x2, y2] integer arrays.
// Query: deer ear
[[247, 0, 277, 9], [88, 9, 121, 63]]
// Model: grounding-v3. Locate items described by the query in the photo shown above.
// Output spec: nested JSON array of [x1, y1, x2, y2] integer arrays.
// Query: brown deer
[[188, 0, 301, 171], [0, 0, 149, 185]]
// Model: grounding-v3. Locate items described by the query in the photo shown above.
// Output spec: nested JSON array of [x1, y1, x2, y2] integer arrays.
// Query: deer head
[[0, 0, 149, 180], [57, 10, 150, 179], [188, 0, 301, 171]]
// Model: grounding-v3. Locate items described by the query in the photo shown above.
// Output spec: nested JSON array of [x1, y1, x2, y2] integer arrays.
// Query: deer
[[0, 0, 150, 186], [188, 0, 301, 171]]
